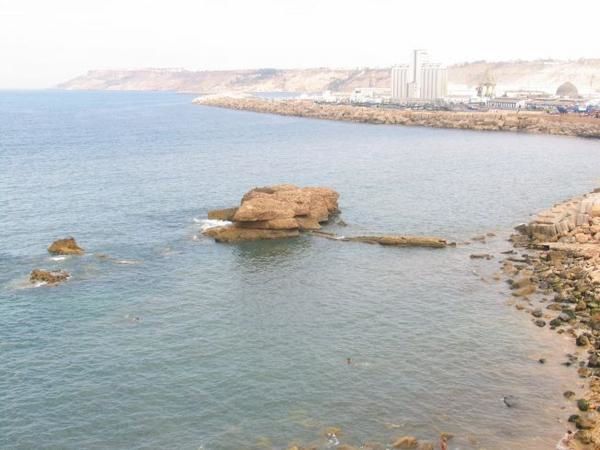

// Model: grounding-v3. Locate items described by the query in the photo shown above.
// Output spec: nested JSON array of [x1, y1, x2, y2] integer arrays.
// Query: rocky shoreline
[[505, 189, 600, 448], [194, 96, 600, 139]]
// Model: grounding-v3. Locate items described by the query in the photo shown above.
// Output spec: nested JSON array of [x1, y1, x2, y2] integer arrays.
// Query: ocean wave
[[50, 256, 67, 262], [197, 219, 232, 232]]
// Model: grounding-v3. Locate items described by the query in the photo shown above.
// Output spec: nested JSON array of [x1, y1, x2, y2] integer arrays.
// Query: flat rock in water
[[203, 225, 299, 243], [348, 235, 448, 248]]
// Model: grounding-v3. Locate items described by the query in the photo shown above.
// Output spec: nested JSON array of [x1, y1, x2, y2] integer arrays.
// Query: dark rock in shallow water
[[532, 308, 543, 318], [564, 390, 576, 399], [577, 398, 590, 411], [568, 414, 580, 423], [534, 319, 546, 327], [576, 334, 590, 346], [502, 395, 518, 408]]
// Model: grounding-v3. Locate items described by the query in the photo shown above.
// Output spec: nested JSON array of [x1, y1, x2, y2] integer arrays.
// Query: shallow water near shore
[[1, 91, 600, 449]]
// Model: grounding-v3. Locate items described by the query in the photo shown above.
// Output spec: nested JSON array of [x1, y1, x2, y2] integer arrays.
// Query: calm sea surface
[[1, 91, 600, 450]]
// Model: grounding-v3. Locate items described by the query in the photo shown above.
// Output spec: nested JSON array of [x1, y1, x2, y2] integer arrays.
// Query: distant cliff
[[58, 60, 600, 95]]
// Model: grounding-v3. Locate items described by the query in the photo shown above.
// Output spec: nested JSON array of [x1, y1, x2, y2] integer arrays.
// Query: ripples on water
[[1, 91, 600, 449]]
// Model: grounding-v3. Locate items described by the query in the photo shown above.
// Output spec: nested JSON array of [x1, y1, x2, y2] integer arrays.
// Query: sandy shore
[[505, 190, 600, 448], [194, 96, 600, 139]]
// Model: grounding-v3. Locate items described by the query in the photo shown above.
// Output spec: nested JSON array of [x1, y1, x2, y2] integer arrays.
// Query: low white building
[[487, 98, 527, 110]]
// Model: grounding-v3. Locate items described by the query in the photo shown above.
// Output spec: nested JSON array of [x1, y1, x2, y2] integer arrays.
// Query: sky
[[1, 0, 600, 88]]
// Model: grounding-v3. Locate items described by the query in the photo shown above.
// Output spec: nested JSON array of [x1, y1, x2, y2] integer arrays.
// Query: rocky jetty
[[47, 237, 84, 255], [30, 269, 69, 284], [204, 184, 339, 242], [506, 189, 600, 448], [195, 97, 600, 139]]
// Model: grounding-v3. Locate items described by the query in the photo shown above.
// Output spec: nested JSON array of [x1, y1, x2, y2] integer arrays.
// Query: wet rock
[[532, 308, 543, 318], [392, 436, 418, 449], [514, 223, 529, 234], [575, 429, 594, 444], [564, 390, 576, 399], [538, 358, 546, 363], [470, 253, 493, 260], [203, 225, 299, 243], [48, 237, 84, 255], [575, 416, 595, 430], [237, 218, 299, 230], [577, 398, 590, 411], [578, 367, 592, 378], [568, 414, 580, 423], [348, 235, 448, 248], [30, 269, 70, 284], [577, 334, 590, 346], [534, 319, 546, 327], [207, 207, 238, 221], [503, 395, 518, 407]]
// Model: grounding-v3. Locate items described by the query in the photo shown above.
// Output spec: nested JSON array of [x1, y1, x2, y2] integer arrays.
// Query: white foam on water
[[50, 256, 67, 261], [113, 259, 140, 265], [198, 219, 232, 232]]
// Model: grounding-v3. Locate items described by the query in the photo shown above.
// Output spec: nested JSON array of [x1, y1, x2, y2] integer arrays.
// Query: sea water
[[1, 90, 600, 449]]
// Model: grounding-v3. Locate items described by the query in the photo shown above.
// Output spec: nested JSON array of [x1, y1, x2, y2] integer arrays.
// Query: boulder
[[207, 207, 238, 221], [203, 225, 299, 243], [233, 197, 296, 222], [48, 237, 84, 255], [30, 269, 69, 284]]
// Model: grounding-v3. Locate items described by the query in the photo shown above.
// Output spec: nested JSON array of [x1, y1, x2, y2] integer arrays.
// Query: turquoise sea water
[[1, 91, 600, 449]]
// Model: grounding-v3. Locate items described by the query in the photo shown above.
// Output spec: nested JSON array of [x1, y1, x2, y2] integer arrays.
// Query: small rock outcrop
[[203, 184, 339, 242], [48, 237, 84, 255], [30, 269, 69, 284]]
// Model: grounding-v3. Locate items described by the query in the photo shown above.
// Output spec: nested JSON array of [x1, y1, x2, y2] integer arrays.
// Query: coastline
[[505, 190, 600, 448], [194, 96, 600, 139]]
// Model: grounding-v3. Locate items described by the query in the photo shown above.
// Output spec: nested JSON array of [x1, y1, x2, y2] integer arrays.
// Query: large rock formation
[[204, 185, 340, 242], [48, 237, 84, 255]]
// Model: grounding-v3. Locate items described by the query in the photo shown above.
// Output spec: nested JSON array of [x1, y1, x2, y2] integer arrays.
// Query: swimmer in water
[[347, 357, 352, 365]]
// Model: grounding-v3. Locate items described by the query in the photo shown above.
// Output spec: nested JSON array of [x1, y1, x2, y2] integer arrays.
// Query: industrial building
[[391, 49, 447, 101]]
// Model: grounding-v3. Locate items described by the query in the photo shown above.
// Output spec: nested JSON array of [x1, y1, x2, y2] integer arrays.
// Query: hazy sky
[[2, 0, 599, 88]]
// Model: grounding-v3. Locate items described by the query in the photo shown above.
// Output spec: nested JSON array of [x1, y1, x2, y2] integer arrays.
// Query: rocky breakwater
[[194, 96, 600, 139], [508, 189, 600, 448], [203, 184, 339, 243]]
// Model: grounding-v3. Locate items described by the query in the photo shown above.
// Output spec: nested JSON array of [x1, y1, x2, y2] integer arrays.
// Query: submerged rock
[[48, 237, 84, 255], [347, 235, 448, 248], [30, 269, 69, 284], [203, 225, 299, 243]]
